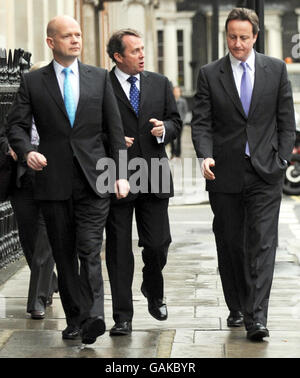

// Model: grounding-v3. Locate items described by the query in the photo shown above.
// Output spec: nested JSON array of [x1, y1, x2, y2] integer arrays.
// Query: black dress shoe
[[148, 298, 168, 321], [31, 310, 45, 320], [110, 321, 132, 336], [81, 316, 106, 345], [247, 323, 269, 341], [141, 284, 168, 321], [227, 311, 244, 327], [62, 325, 81, 340]]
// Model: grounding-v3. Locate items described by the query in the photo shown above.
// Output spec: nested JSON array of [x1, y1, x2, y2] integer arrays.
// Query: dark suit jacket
[[0, 121, 8, 157], [192, 52, 296, 193], [7, 61, 126, 200], [0, 121, 16, 201], [110, 68, 182, 200]]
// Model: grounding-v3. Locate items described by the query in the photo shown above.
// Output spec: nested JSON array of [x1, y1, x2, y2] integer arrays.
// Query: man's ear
[[46, 37, 54, 50], [114, 52, 123, 64]]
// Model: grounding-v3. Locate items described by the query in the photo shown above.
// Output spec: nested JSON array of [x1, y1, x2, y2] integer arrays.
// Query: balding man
[[8, 15, 129, 345]]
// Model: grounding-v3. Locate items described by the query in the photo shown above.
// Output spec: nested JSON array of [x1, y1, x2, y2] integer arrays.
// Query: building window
[[157, 30, 164, 74], [177, 30, 184, 86]]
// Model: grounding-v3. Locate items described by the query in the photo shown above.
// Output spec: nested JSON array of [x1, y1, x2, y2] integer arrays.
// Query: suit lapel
[[220, 53, 267, 120], [42, 62, 69, 121], [139, 71, 150, 117], [248, 52, 267, 118], [219, 55, 246, 119], [74, 62, 90, 123], [110, 68, 136, 116]]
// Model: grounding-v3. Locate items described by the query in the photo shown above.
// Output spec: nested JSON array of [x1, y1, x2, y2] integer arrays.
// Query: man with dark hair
[[225, 7, 260, 35], [105, 29, 182, 336], [8, 15, 129, 345], [192, 8, 295, 341], [106, 29, 142, 63]]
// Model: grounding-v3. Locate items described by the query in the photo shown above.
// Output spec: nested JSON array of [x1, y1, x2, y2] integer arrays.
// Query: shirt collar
[[53, 59, 79, 76], [114, 66, 140, 83], [229, 49, 255, 71]]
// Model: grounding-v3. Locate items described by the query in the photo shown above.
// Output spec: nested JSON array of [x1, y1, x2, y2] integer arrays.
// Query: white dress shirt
[[114, 66, 164, 144], [53, 59, 80, 109], [114, 66, 140, 98], [31, 118, 39, 146]]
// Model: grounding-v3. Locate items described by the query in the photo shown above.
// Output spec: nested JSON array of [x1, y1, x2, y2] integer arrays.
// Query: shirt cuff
[[156, 127, 166, 144]]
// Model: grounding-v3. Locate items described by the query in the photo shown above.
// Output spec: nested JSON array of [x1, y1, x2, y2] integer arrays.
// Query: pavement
[[1, 126, 300, 360]]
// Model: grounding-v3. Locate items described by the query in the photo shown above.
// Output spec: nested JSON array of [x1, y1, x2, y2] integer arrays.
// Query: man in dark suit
[[105, 29, 182, 336], [7, 15, 129, 345], [0, 118, 58, 321], [192, 8, 295, 341]]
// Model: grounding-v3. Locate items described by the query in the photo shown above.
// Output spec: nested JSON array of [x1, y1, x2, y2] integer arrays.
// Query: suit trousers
[[209, 158, 283, 328], [40, 158, 110, 327], [105, 194, 171, 323], [10, 169, 58, 313]]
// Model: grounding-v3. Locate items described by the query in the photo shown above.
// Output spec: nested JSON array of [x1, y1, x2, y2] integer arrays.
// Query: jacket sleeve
[[276, 62, 296, 162], [7, 74, 34, 159], [191, 67, 214, 159], [0, 121, 9, 155], [162, 78, 182, 145], [102, 70, 127, 179]]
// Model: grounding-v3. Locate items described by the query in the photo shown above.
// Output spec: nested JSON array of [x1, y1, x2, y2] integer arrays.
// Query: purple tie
[[240, 62, 253, 156]]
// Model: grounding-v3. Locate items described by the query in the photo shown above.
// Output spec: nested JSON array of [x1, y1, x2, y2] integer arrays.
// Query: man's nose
[[235, 38, 242, 47], [71, 35, 80, 43]]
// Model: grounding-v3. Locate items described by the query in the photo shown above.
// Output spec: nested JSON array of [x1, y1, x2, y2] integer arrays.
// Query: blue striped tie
[[63, 67, 76, 127]]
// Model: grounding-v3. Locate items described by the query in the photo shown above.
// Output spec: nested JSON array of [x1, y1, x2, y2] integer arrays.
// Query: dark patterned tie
[[127, 76, 140, 116]]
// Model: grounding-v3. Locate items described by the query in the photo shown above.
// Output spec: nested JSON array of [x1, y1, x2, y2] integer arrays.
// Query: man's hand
[[125, 137, 135, 148], [9, 148, 18, 161], [201, 158, 216, 180], [115, 179, 130, 200], [150, 118, 165, 138], [26, 151, 47, 171]]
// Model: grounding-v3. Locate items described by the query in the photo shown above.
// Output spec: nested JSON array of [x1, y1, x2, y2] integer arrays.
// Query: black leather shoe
[[227, 311, 244, 327], [141, 284, 168, 321], [148, 298, 168, 321], [31, 310, 45, 320], [247, 323, 269, 341], [81, 316, 106, 345], [110, 321, 132, 336], [62, 325, 81, 340]]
